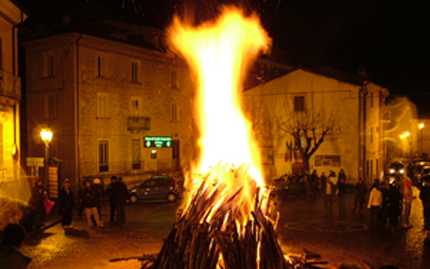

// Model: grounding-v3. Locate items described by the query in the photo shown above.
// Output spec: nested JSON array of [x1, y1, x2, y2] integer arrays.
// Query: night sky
[[16, 0, 430, 115]]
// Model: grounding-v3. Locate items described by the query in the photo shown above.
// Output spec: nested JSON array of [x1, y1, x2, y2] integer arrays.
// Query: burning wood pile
[[133, 6, 329, 269], [148, 165, 287, 269]]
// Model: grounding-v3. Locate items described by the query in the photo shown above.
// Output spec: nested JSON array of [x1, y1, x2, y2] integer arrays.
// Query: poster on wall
[[315, 155, 341, 167]]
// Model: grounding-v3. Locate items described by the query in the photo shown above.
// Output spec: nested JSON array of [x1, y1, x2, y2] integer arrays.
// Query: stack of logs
[[131, 165, 328, 269]]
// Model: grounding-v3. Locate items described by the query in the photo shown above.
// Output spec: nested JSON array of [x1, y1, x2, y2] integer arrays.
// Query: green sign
[[144, 136, 172, 148]]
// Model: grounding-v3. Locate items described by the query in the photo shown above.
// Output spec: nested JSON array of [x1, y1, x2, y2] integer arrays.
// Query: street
[[20, 187, 430, 269]]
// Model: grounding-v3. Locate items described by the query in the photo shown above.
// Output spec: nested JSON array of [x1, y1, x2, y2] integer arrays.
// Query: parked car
[[129, 176, 179, 203]]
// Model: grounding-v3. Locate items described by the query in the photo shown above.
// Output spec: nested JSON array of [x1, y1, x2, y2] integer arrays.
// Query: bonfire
[[116, 6, 327, 269]]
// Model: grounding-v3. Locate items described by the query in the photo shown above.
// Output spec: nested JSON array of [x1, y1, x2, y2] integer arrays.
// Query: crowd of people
[[75, 175, 129, 229], [299, 168, 430, 237]]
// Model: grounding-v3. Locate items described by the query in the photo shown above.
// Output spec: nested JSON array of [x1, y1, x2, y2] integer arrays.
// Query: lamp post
[[40, 128, 53, 187], [419, 123, 425, 157]]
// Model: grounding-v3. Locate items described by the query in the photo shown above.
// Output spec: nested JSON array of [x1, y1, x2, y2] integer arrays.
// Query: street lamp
[[40, 128, 53, 186], [419, 123, 425, 157], [400, 131, 411, 158]]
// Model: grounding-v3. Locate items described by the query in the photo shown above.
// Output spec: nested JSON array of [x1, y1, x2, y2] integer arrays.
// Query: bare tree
[[276, 102, 337, 173]]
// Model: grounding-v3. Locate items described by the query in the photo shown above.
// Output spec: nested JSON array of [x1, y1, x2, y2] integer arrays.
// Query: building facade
[[23, 23, 196, 192], [0, 0, 27, 197], [243, 67, 389, 185]]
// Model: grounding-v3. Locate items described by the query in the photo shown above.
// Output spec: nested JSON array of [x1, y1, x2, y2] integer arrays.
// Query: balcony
[[128, 116, 150, 131], [0, 70, 21, 100]]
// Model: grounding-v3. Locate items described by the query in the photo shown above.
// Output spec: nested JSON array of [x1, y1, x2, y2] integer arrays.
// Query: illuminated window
[[99, 140, 109, 172], [294, 96, 305, 111], [97, 93, 109, 118], [132, 139, 141, 170], [131, 62, 138, 82]]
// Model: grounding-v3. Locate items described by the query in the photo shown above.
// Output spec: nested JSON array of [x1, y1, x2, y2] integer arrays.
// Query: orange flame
[[168, 6, 271, 220]]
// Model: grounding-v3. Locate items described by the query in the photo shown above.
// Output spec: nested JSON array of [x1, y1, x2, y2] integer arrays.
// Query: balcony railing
[[127, 116, 150, 131], [0, 70, 21, 100]]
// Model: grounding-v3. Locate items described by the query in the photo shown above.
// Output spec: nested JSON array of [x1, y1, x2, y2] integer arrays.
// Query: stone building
[[23, 20, 195, 192], [0, 0, 27, 197], [243, 67, 389, 184]]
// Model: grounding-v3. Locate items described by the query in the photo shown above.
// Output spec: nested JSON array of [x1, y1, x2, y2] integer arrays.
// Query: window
[[44, 52, 55, 77], [171, 103, 178, 122], [97, 93, 108, 118], [132, 139, 141, 170], [294, 96, 305, 111], [99, 140, 109, 172], [370, 92, 374, 108], [131, 62, 138, 82], [131, 97, 142, 116], [97, 56, 105, 77], [45, 94, 57, 119], [171, 70, 178, 89]]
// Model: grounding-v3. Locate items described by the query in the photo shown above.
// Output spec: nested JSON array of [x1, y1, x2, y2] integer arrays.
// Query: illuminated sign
[[144, 136, 172, 148]]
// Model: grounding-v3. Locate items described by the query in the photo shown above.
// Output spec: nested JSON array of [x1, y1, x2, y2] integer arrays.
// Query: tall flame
[[168, 6, 271, 189]]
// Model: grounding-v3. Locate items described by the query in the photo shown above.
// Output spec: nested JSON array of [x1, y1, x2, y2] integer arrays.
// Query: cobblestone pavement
[[276, 186, 430, 269], [20, 187, 430, 269], [21, 201, 180, 269]]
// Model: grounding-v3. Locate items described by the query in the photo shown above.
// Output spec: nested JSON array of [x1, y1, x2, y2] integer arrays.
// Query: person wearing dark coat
[[387, 184, 402, 232], [106, 176, 118, 222], [337, 177, 347, 213], [113, 177, 128, 223], [419, 178, 430, 239], [352, 177, 367, 214], [82, 180, 104, 228], [59, 179, 75, 229], [28, 179, 47, 229]]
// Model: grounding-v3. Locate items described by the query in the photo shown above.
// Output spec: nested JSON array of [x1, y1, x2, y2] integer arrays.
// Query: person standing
[[352, 178, 367, 214], [82, 180, 104, 228], [106, 176, 117, 223], [419, 178, 430, 240], [113, 177, 128, 223], [0, 223, 32, 269], [387, 183, 402, 232], [338, 169, 346, 185], [337, 177, 347, 213], [28, 179, 47, 230], [59, 179, 75, 229], [322, 174, 336, 214], [402, 176, 415, 228], [379, 177, 391, 227], [92, 178, 104, 224], [368, 183, 383, 229], [310, 170, 319, 199]]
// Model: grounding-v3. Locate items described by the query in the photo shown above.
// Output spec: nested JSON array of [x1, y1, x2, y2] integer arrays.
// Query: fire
[[167, 6, 271, 206]]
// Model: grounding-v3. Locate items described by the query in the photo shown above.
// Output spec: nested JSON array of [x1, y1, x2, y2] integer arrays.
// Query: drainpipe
[[359, 81, 369, 184], [75, 34, 83, 187]]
